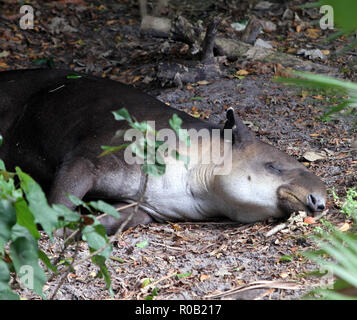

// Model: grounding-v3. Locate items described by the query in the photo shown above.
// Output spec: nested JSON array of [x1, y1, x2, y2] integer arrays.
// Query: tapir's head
[[213, 108, 326, 222]]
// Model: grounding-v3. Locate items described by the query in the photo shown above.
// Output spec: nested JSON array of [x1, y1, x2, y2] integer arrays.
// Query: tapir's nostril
[[307, 194, 325, 212]]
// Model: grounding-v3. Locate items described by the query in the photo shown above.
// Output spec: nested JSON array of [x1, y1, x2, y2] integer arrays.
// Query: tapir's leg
[[49, 158, 96, 238], [48, 158, 154, 236], [99, 204, 154, 236], [48, 158, 96, 209]]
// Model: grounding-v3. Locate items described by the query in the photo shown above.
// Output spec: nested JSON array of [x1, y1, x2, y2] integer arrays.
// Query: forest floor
[[0, 0, 356, 300]]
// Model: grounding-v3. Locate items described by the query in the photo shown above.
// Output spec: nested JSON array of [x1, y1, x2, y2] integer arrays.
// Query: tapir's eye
[[265, 162, 282, 175]]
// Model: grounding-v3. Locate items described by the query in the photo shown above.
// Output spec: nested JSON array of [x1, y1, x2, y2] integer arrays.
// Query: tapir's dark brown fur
[[0, 69, 326, 235]]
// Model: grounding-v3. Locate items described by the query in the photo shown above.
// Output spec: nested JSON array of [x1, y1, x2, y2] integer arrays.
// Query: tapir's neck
[[188, 164, 216, 195], [186, 164, 231, 219]]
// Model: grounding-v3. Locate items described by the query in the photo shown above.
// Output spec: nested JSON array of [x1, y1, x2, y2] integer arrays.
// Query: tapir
[[0, 69, 326, 235]]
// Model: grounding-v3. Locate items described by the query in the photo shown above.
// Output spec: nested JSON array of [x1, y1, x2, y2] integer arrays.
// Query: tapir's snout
[[307, 193, 326, 212]]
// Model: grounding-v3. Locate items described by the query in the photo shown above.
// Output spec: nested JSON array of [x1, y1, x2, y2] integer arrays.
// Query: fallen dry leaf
[[132, 76, 141, 83], [306, 28, 320, 39], [304, 216, 316, 224], [236, 69, 249, 76], [0, 62, 9, 68], [200, 274, 210, 281], [338, 223, 350, 232], [197, 80, 210, 85], [302, 151, 326, 162]]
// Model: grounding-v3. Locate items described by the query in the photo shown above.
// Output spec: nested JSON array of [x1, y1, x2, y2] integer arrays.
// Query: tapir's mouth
[[277, 186, 315, 217]]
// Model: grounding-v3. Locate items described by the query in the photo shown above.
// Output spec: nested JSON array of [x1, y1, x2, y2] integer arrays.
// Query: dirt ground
[[1, 0, 356, 300]]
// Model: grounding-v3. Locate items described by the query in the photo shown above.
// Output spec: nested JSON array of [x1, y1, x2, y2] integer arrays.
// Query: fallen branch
[[205, 280, 303, 299]]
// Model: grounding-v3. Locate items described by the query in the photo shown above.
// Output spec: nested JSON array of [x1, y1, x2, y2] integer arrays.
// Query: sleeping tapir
[[0, 69, 326, 235]]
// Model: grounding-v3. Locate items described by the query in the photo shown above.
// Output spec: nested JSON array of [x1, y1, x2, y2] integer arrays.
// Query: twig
[[137, 272, 177, 299], [150, 241, 185, 251], [265, 209, 329, 237], [313, 209, 329, 221], [205, 280, 303, 299], [265, 223, 288, 238]]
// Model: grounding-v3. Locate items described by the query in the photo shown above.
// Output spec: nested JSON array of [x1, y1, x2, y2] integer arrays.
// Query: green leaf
[[169, 113, 183, 130], [82, 217, 113, 296], [88, 200, 120, 219], [135, 240, 148, 248], [33, 57, 54, 68], [66, 194, 91, 213], [52, 203, 80, 223], [9, 234, 47, 298], [66, 74, 82, 79], [0, 199, 17, 254], [144, 287, 158, 300], [99, 144, 129, 157], [0, 260, 19, 300], [14, 198, 41, 240], [16, 167, 59, 239], [112, 108, 132, 122], [141, 278, 151, 288], [92, 254, 113, 297], [38, 250, 57, 273], [0, 159, 5, 171], [82, 217, 112, 260], [322, 100, 352, 120], [131, 121, 150, 133], [169, 115, 190, 146], [279, 255, 293, 263], [176, 271, 192, 279]]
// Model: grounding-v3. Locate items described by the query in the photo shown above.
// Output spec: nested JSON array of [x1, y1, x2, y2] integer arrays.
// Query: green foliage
[[176, 271, 192, 279], [341, 188, 357, 219], [32, 57, 54, 68], [330, 187, 357, 219], [0, 161, 119, 299], [304, 188, 357, 299], [101, 108, 190, 176], [144, 287, 158, 300], [66, 74, 82, 79], [135, 239, 149, 248], [277, 71, 357, 123]]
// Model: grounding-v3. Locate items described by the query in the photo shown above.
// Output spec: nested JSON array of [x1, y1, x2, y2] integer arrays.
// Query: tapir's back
[[0, 69, 214, 184], [0, 69, 210, 133]]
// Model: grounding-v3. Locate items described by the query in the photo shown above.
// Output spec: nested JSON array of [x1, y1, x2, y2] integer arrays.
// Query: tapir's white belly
[[139, 164, 208, 222], [95, 161, 213, 222]]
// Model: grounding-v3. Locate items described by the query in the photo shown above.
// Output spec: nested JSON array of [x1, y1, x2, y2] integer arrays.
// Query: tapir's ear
[[222, 108, 253, 144]]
